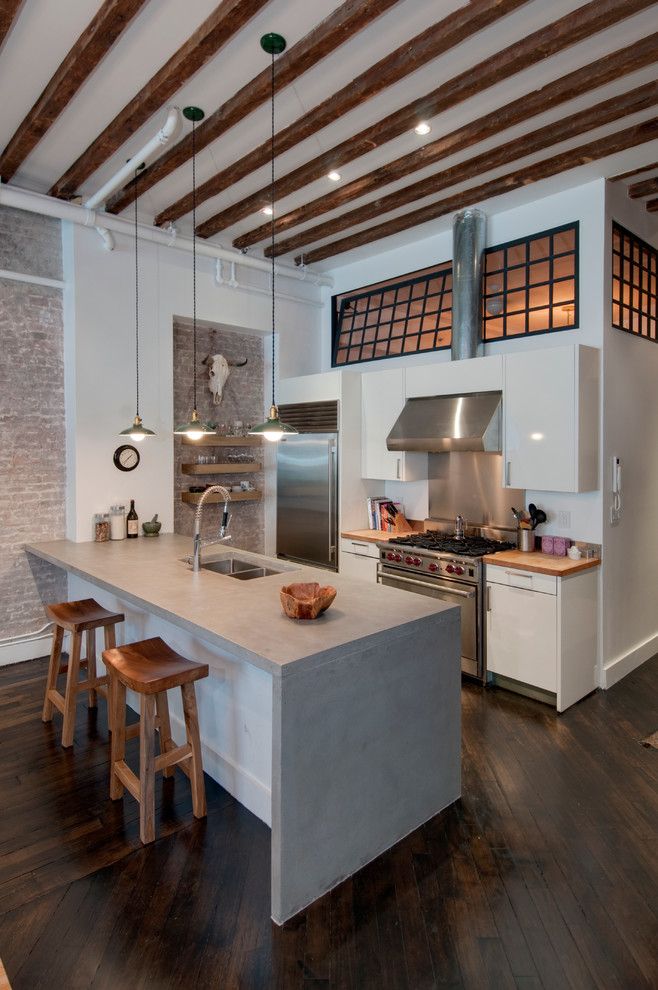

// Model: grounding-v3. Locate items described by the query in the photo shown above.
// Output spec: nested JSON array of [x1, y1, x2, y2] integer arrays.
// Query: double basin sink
[[201, 553, 284, 581]]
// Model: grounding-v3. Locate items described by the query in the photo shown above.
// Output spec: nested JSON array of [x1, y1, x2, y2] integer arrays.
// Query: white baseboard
[[0, 632, 52, 667], [603, 633, 658, 689]]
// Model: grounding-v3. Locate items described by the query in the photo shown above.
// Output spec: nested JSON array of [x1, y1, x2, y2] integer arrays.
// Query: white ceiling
[[1, 0, 657, 272]]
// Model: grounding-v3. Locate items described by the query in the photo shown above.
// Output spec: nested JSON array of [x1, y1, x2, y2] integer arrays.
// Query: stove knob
[[428, 562, 439, 572], [386, 552, 395, 561], [405, 556, 414, 566], [446, 564, 455, 574], [394, 553, 402, 562], [413, 557, 422, 566], [454, 566, 464, 576]]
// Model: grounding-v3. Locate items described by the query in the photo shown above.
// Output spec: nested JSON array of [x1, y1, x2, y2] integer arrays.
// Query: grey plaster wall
[[0, 206, 67, 639], [173, 317, 265, 552]]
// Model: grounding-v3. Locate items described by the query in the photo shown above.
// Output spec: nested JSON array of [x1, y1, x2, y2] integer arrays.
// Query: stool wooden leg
[[139, 694, 156, 843], [110, 676, 126, 800], [86, 628, 97, 708], [155, 692, 175, 778], [42, 624, 64, 722], [103, 623, 117, 731], [181, 683, 206, 819], [61, 631, 82, 748]]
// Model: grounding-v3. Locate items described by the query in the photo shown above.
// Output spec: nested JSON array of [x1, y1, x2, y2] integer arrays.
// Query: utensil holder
[[517, 529, 535, 552]]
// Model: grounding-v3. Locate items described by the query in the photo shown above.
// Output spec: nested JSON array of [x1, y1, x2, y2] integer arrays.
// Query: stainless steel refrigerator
[[276, 403, 339, 571]]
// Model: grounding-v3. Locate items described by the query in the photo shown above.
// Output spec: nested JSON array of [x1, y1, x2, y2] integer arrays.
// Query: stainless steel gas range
[[377, 529, 515, 681]]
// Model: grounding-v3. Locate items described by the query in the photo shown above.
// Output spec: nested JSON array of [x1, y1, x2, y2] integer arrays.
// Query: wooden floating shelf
[[181, 490, 262, 504], [181, 435, 262, 447], [182, 462, 261, 475]]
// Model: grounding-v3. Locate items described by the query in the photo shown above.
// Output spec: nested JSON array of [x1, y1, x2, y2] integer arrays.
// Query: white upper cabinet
[[503, 345, 599, 493], [405, 354, 503, 397], [361, 368, 425, 481]]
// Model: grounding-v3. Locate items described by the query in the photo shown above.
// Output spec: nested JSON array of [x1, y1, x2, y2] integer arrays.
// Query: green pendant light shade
[[249, 34, 297, 444], [120, 163, 155, 441], [174, 107, 214, 439]]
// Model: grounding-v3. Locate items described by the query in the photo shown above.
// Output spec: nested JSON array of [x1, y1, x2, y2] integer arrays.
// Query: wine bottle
[[127, 499, 139, 538]]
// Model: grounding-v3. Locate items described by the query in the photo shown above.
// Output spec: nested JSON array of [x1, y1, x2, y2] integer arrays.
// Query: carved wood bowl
[[280, 582, 337, 621]]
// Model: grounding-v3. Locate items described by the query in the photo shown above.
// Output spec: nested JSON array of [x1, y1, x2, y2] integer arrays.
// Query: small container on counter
[[93, 513, 110, 542], [110, 505, 126, 540], [517, 529, 535, 552], [553, 536, 568, 557]]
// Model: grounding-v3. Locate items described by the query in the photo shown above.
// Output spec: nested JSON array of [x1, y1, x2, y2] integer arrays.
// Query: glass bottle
[[127, 499, 139, 539], [110, 505, 126, 541]]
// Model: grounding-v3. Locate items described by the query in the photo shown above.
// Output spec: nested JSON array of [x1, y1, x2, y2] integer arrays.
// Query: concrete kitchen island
[[27, 535, 461, 923]]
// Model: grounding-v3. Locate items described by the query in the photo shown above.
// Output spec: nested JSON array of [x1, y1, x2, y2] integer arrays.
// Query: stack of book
[[366, 497, 404, 532]]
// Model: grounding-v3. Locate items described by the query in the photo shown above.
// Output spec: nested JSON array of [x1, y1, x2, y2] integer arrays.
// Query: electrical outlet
[[557, 510, 571, 528]]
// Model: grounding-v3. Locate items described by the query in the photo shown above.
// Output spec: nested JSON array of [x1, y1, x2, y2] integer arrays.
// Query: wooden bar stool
[[103, 636, 209, 844], [42, 598, 124, 748]]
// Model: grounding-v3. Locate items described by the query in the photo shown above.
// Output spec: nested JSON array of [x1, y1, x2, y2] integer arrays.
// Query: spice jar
[[110, 505, 126, 540], [94, 513, 110, 542]]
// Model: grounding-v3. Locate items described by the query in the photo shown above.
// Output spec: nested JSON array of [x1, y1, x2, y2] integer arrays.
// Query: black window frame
[[611, 220, 658, 344]]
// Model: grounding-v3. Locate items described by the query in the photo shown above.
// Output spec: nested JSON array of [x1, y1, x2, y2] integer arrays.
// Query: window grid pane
[[611, 221, 658, 344]]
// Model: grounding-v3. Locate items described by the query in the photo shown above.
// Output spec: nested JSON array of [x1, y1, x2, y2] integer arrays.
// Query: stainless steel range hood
[[386, 391, 502, 453]]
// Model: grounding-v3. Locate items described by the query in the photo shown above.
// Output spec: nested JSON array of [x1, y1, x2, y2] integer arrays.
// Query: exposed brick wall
[[173, 318, 265, 552], [0, 207, 67, 640]]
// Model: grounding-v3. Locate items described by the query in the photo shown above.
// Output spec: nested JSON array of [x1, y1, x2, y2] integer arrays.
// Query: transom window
[[332, 223, 580, 367], [612, 221, 657, 343]]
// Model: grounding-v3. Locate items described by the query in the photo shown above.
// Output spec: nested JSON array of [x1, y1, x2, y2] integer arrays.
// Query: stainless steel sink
[[201, 555, 283, 580]]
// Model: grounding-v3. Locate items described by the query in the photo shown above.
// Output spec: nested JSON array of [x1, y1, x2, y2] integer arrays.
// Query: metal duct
[[451, 208, 486, 361]]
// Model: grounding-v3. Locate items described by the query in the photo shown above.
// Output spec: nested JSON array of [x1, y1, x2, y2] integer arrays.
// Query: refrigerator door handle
[[328, 443, 337, 563]]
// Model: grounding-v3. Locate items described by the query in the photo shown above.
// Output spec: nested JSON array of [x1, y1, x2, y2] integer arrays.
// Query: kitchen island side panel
[[271, 608, 461, 924]]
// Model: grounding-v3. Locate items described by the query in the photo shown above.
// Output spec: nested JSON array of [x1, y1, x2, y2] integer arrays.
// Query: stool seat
[[45, 598, 124, 633], [103, 637, 209, 694]]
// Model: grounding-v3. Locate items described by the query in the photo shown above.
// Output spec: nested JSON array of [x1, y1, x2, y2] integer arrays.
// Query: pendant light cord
[[270, 49, 276, 407], [134, 167, 140, 419], [192, 117, 198, 412]]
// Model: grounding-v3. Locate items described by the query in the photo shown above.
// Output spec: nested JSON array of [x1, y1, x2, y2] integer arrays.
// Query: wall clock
[[113, 444, 140, 472]]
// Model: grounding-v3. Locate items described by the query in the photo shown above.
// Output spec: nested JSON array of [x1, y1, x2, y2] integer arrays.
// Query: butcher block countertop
[[341, 529, 391, 544], [484, 549, 601, 576]]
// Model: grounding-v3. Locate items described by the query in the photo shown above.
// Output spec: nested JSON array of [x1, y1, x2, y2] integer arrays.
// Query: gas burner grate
[[387, 533, 515, 557]]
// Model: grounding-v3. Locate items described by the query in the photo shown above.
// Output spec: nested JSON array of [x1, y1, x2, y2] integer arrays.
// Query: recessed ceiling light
[[327, 170, 341, 182], [261, 205, 273, 216], [414, 122, 431, 136]]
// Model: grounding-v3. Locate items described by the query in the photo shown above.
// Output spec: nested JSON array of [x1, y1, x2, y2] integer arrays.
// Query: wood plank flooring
[[0, 654, 656, 989]]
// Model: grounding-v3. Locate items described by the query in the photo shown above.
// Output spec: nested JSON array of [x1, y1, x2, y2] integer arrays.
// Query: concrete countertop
[[483, 549, 601, 576], [27, 535, 454, 678]]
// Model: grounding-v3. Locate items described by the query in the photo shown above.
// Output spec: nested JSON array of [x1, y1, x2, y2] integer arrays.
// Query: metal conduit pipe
[[0, 184, 334, 286]]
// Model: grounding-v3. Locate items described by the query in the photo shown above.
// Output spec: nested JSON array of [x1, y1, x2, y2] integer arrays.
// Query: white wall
[[63, 222, 322, 542], [315, 181, 607, 542], [601, 183, 658, 685]]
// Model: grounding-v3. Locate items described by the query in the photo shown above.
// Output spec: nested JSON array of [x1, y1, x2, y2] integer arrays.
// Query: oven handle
[[378, 568, 476, 599]]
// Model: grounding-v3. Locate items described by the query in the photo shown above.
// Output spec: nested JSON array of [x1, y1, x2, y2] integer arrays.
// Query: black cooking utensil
[[533, 509, 547, 528]]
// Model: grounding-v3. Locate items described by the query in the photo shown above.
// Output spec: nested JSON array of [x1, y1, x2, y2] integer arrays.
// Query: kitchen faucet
[[191, 485, 232, 572], [454, 514, 465, 540]]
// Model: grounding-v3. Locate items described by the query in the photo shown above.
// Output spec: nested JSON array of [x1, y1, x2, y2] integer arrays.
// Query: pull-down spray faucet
[[192, 485, 231, 572]]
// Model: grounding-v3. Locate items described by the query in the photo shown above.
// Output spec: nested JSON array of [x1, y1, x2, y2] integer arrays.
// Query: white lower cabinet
[[486, 565, 598, 712], [339, 539, 379, 581]]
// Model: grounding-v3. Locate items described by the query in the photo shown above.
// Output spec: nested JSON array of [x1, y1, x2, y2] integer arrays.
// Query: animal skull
[[202, 353, 247, 405]]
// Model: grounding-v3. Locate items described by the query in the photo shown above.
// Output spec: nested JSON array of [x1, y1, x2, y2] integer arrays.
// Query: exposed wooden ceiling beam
[[0, 0, 24, 50], [646, 197, 658, 211], [609, 159, 658, 182], [628, 174, 658, 198], [294, 117, 658, 265], [49, 0, 271, 199], [268, 81, 658, 258], [104, 0, 402, 215], [233, 35, 658, 252], [197, 0, 657, 240], [0, 0, 148, 182], [155, 0, 529, 228]]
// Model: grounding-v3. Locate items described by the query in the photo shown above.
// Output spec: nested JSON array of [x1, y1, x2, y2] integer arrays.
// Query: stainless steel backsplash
[[428, 452, 524, 530]]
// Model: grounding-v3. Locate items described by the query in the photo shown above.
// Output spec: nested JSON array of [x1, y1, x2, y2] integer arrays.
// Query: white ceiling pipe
[[84, 107, 182, 211], [0, 183, 334, 286]]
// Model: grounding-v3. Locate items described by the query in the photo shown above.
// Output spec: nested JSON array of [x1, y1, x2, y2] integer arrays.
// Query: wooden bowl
[[280, 582, 337, 621]]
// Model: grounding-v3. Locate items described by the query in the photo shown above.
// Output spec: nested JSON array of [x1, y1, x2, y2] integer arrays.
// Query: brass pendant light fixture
[[249, 34, 297, 443], [119, 163, 155, 442], [174, 106, 214, 440]]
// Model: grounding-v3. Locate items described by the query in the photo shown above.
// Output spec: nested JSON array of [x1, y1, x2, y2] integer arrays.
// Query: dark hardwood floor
[[0, 655, 656, 990]]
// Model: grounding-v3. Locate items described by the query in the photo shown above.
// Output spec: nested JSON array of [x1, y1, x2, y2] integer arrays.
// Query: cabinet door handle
[[486, 585, 491, 611], [505, 460, 511, 486], [396, 458, 401, 480]]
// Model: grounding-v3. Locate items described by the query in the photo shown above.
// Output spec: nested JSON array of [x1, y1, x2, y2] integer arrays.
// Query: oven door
[[378, 565, 478, 674]]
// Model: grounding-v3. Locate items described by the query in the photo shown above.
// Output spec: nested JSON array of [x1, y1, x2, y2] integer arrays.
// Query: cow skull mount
[[202, 354, 248, 405]]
